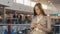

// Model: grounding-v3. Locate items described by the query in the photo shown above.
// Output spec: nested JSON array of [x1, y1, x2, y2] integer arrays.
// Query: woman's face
[[35, 6, 42, 15]]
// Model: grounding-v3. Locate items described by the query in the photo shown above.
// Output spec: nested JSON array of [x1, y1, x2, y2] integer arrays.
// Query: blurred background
[[0, 0, 60, 34]]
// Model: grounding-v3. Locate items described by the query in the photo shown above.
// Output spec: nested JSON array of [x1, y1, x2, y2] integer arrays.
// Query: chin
[[37, 14, 40, 15]]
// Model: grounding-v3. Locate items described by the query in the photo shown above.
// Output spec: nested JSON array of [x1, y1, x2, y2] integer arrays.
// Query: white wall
[[0, 0, 13, 6], [0, 0, 33, 12], [0, 0, 59, 14]]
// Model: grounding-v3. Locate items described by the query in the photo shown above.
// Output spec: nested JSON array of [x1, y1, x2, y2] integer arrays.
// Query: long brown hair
[[34, 3, 46, 16]]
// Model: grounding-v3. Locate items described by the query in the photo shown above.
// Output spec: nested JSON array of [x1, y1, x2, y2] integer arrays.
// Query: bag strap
[[45, 17, 48, 28], [45, 16, 48, 28]]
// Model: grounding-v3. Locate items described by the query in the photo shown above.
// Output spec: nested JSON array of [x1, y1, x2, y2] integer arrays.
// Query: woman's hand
[[31, 23, 37, 29], [37, 23, 51, 33], [37, 24, 44, 29]]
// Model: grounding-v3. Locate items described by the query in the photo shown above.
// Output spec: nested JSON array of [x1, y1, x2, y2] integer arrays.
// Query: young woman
[[31, 3, 51, 34]]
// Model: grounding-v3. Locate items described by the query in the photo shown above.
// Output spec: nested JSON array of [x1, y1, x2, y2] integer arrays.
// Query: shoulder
[[32, 16, 36, 19], [44, 16, 51, 20], [44, 16, 50, 18], [31, 16, 36, 21]]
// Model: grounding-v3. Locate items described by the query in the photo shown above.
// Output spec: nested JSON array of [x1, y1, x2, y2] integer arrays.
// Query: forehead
[[35, 6, 39, 9]]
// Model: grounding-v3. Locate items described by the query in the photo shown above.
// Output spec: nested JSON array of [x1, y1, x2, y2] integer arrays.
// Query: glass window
[[14, 0, 37, 7], [30, 2, 36, 7], [15, 0, 24, 4], [24, 0, 31, 6], [42, 4, 47, 9]]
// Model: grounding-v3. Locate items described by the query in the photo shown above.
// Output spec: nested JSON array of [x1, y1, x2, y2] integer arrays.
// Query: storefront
[[50, 14, 60, 34]]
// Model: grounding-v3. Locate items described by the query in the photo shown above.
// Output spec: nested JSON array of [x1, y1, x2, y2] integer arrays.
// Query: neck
[[37, 14, 43, 17]]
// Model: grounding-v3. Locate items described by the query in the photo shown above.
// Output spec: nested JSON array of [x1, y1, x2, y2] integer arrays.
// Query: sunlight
[[15, 0, 47, 9]]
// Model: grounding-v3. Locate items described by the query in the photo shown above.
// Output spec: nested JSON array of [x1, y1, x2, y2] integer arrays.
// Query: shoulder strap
[[45, 16, 48, 28], [46, 20, 47, 28]]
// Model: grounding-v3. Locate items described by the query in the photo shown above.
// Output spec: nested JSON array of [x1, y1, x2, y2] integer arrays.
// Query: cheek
[[38, 10, 40, 13], [36, 10, 41, 13]]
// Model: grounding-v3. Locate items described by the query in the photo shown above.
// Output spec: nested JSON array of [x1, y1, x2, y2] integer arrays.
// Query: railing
[[0, 18, 60, 34], [53, 25, 60, 34], [0, 18, 31, 24], [0, 18, 31, 34], [0, 24, 30, 34]]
